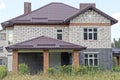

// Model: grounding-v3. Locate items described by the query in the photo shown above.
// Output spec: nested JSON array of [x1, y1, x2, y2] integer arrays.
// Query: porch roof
[[112, 48, 120, 55], [6, 36, 86, 51]]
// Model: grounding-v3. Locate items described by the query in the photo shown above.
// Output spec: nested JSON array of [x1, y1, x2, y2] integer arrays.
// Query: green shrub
[[0, 66, 7, 79], [75, 65, 88, 74], [59, 65, 73, 74], [87, 66, 101, 72], [18, 63, 28, 75], [113, 66, 120, 72], [76, 66, 101, 74], [48, 68, 56, 74], [48, 65, 102, 75]]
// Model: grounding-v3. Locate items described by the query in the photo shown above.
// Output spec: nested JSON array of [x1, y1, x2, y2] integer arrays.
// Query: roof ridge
[[49, 2, 79, 10], [57, 2, 79, 10]]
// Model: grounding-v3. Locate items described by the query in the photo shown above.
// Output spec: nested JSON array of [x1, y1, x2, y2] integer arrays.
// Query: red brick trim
[[13, 50, 18, 74], [14, 24, 68, 27], [73, 50, 79, 67], [43, 50, 49, 73], [70, 23, 111, 26]]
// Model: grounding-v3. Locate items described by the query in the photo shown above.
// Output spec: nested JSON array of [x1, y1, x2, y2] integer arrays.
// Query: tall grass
[[3, 71, 120, 80], [48, 65, 102, 75], [0, 66, 7, 79], [2, 65, 120, 80]]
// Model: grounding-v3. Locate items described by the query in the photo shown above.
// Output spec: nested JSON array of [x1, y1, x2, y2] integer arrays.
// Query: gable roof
[[65, 6, 118, 25], [1, 2, 118, 28], [6, 36, 86, 51]]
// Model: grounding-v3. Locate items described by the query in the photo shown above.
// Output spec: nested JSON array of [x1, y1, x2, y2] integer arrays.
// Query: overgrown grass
[[2, 65, 120, 80], [3, 71, 120, 80]]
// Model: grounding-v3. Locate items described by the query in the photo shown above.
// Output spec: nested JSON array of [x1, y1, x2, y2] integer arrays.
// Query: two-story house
[[1, 2, 118, 74]]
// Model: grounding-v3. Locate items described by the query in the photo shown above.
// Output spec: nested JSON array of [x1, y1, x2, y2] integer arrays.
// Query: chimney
[[80, 3, 96, 10], [24, 2, 31, 14]]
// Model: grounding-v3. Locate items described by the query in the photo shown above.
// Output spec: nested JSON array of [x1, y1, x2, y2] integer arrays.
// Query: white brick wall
[[70, 10, 110, 23], [69, 10, 111, 48], [69, 26, 111, 48], [14, 25, 69, 43]]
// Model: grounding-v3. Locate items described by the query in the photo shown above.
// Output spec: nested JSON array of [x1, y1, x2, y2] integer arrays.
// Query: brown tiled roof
[[1, 2, 79, 27], [1, 2, 118, 28], [6, 36, 86, 51]]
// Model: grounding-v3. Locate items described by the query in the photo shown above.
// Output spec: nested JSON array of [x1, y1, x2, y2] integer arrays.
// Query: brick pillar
[[73, 50, 79, 67], [43, 50, 49, 73], [13, 50, 18, 74]]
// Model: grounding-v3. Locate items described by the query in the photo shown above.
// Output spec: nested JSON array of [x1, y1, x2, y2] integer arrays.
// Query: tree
[[113, 38, 120, 48]]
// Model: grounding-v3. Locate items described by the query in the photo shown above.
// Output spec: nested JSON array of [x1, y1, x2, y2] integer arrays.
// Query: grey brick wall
[[80, 48, 112, 70]]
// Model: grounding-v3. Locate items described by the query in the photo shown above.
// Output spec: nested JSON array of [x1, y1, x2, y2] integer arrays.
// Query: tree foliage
[[113, 38, 120, 48]]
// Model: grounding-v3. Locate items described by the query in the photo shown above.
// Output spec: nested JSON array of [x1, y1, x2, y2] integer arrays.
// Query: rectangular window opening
[[84, 28, 97, 40], [57, 29, 62, 40], [84, 53, 99, 66]]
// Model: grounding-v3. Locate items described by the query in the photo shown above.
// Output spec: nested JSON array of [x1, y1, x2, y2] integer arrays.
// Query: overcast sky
[[0, 0, 119, 41]]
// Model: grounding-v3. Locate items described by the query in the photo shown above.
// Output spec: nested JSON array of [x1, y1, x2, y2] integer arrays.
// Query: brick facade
[[69, 10, 111, 48], [14, 25, 69, 44]]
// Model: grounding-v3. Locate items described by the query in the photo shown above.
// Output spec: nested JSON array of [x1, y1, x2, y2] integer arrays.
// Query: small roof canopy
[[112, 48, 120, 55], [6, 36, 86, 51]]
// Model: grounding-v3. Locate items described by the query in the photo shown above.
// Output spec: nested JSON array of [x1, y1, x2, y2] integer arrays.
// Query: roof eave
[[6, 47, 86, 52], [111, 20, 118, 25], [1, 21, 70, 28]]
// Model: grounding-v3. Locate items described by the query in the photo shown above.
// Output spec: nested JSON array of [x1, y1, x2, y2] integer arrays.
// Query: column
[[73, 50, 79, 67], [43, 50, 49, 73], [12, 50, 18, 74]]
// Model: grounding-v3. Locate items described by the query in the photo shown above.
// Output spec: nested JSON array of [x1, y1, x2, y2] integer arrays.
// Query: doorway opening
[[18, 53, 43, 74], [61, 52, 72, 66]]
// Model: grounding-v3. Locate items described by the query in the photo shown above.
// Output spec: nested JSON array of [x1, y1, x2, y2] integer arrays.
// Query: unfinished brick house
[[1, 2, 118, 74]]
